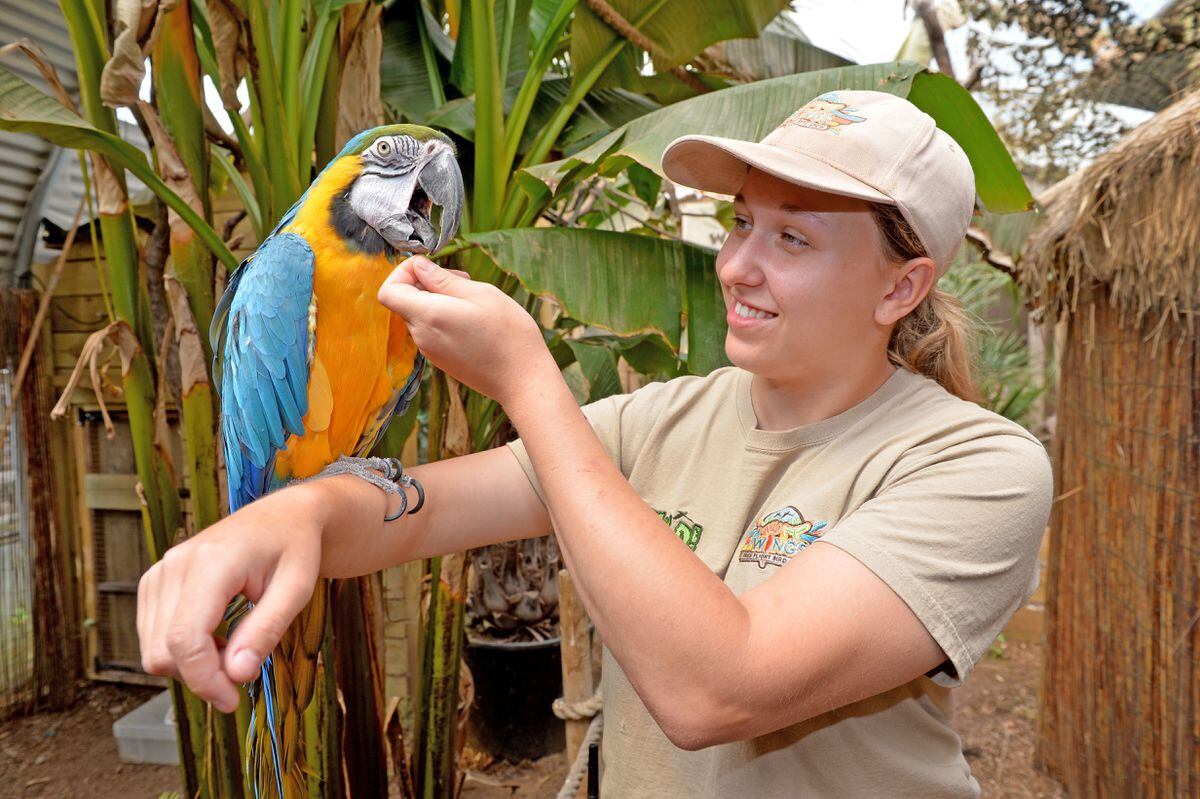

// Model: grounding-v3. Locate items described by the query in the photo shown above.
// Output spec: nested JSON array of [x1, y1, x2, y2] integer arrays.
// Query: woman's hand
[[136, 483, 324, 713], [377, 256, 559, 408]]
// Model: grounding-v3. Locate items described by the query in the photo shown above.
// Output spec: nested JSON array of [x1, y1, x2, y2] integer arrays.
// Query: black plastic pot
[[464, 635, 565, 762]]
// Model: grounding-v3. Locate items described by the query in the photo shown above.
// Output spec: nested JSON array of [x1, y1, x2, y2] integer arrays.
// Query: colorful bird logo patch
[[738, 506, 828, 569], [781, 92, 866, 133]]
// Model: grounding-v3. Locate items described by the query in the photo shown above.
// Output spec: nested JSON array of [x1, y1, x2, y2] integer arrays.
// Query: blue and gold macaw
[[210, 125, 463, 798]]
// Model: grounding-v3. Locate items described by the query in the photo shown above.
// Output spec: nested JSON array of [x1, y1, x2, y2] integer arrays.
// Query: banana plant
[[1, 1, 394, 796]]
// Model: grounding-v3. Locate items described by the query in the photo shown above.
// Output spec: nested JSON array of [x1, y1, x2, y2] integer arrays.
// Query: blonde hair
[[868, 202, 979, 403]]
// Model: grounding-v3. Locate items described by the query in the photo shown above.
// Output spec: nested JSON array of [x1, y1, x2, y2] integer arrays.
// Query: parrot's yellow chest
[[273, 159, 420, 479]]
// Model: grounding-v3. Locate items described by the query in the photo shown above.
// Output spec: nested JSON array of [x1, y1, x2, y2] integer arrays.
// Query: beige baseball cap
[[661, 89, 976, 275]]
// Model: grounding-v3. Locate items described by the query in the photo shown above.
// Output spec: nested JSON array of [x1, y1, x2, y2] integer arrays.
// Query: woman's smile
[[729, 298, 778, 326]]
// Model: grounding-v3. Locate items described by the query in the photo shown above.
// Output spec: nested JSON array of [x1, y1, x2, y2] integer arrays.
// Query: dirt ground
[[0, 639, 1065, 798]]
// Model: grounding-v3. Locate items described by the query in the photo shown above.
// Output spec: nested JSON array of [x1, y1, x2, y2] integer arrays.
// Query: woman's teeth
[[734, 301, 776, 320]]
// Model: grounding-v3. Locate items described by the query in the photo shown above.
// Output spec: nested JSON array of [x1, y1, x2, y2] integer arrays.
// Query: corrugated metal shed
[[0, 4, 147, 289]]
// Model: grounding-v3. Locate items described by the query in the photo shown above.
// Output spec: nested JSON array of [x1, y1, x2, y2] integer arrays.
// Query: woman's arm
[[137, 445, 549, 712], [319, 447, 551, 576], [503, 357, 944, 749], [379, 257, 947, 749]]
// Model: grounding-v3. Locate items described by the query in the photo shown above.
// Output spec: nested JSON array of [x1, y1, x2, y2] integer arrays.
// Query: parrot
[[209, 124, 464, 798]]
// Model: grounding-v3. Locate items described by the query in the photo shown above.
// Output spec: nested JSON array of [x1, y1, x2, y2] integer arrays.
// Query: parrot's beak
[[416, 148, 463, 254], [369, 144, 463, 256]]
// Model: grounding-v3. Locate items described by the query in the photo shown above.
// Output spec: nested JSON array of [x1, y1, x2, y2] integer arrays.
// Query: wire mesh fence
[[0, 288, 79, 718], [0, 363, 34, 716]]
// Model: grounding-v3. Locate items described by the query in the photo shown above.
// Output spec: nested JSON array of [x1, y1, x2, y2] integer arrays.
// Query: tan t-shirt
[[507, 365, 1053, 798]]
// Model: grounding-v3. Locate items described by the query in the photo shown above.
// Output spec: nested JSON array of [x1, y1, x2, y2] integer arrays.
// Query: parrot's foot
[[299, 455, 425, 521], [378, 457, 426, 521]]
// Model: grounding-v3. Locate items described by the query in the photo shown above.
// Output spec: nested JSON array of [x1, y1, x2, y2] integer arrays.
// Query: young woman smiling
[[137, 91, 1053, 798]]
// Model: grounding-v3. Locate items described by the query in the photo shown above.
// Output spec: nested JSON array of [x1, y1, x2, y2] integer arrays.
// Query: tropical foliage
[[0, 1, 1034, 796]]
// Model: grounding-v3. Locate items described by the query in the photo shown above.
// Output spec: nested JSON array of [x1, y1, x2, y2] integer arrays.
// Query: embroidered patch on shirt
[[656, 509, 703, 551], [780, 91, 866, 133], [738, 506, 828, 569]]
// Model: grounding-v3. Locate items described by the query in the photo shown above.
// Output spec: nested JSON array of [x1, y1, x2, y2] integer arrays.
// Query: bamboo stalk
[[151, 3, 245, 796], [469, 0, 504, 233], [57, 5, 196, 798], [59, 0, 182, 574], [418, 553, 468, 799], [245, 0, 302, 216]]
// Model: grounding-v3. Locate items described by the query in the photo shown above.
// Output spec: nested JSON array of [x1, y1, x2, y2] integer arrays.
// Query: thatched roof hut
[[1020, 86, 1200, 344], [1018, 88, 1199, 797]]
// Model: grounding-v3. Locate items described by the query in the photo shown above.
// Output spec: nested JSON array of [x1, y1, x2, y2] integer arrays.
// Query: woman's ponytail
[[869, 203, 979, 404]]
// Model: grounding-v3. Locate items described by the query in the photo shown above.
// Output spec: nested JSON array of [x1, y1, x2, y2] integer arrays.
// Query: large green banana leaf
[[572, 0, 789, 91], [464, 227, 730, 375], [529, 60, 1035, 214], [0, 65, 239, 270]]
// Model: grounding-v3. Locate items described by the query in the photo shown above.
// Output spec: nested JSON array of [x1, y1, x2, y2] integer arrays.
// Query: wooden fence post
[[558, 569, 594, 765]]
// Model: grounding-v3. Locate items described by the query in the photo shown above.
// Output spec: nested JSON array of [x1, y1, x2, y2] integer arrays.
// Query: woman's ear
[[874, 257, 938, 326]]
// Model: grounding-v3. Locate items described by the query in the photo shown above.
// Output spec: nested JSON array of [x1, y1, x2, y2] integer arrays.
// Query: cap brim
[[662, 134, 892, 206]]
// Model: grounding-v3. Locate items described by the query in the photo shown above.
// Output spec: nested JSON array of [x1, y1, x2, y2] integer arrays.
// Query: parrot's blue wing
[[211, 232, 315, 512]]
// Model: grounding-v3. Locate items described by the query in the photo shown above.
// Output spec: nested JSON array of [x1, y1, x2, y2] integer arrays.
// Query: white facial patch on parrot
[[347, 169, 423, 251]]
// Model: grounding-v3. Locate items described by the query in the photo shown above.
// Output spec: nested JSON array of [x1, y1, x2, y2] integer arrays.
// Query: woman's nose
[[717, 235, 765, 287]]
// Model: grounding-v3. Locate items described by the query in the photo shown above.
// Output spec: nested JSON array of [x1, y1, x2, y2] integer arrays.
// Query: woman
[[138, 90, 1053, 797]]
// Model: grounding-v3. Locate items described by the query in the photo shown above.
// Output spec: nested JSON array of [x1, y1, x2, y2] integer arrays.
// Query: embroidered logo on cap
[[738, 506, 828, 569], [780, 92, 866, 134]]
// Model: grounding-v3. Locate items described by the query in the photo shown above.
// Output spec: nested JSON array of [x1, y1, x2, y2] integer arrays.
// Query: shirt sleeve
[[816, 432, 1054, 687], [504, 392, 630, 505]]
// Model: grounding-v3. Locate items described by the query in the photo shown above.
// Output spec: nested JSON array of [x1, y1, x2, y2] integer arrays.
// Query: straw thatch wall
[[1020, 89, 1200, 797]]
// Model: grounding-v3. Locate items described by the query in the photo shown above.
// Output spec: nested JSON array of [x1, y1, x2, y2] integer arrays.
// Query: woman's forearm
[[504, 362, 750, 743], [311, 447, 553, 578]]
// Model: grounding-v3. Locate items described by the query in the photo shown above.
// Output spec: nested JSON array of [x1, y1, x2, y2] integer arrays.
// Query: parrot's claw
[[407, 475, 426, 515], [379, 457, 425, 521]]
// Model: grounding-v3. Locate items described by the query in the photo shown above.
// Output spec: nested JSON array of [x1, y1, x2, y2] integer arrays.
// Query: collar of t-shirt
[[734, 366, 917, 452]]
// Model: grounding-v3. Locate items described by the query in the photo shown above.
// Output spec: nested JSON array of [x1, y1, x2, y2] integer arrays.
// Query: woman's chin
[[724, 339, 773, 376]]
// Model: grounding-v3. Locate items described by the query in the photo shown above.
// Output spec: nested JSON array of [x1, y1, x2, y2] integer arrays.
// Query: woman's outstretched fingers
[[223, 556, 321, 684], [137, 563, 171, 677], [165, 550, 247, 712]]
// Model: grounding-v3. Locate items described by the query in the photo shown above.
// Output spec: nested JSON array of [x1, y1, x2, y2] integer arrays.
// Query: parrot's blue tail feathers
[[261, 657, 286, 799], [246, 653, 286, 799]]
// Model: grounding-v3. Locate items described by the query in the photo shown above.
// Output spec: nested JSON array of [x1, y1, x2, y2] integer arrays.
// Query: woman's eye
[[732, 216, 751, 231], [782, 231, 809, 247]]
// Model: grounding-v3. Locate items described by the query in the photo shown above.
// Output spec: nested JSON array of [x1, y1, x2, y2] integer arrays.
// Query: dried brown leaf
[[336, 4, 384, 147], [444, 375, 470, 458], [164, 273, 210, 394], [208, 0, 248, 108], [100, 0, 179, 107], [0, 40, 77, 112], [136, 100, 204, 238]]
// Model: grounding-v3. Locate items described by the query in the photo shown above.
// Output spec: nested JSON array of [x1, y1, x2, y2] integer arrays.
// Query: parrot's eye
[[376, 139, 392, 158]]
